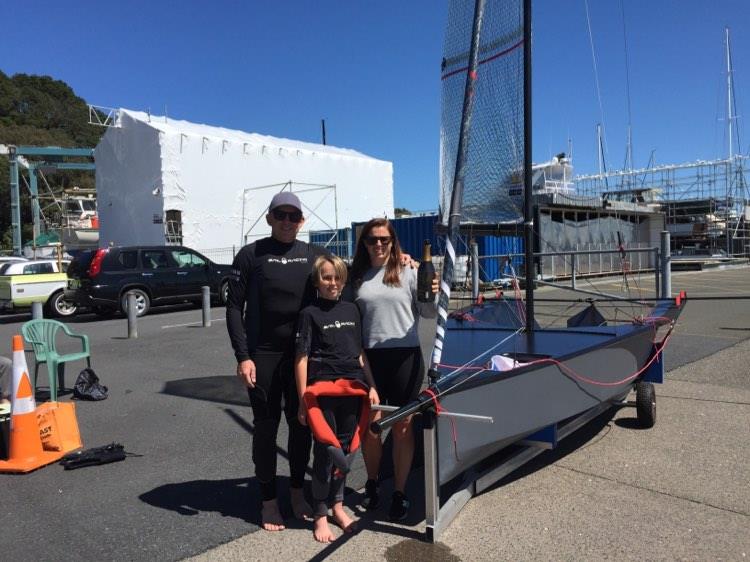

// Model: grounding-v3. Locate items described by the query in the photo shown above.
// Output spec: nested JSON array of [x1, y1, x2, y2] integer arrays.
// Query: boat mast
[[725, 26, 734, 255], [523, 0, 534, 332], [429, 0, 486, 378]]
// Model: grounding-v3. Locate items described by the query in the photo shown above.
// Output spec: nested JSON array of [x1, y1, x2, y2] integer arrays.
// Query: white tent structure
[[95, 109, 394, 255]]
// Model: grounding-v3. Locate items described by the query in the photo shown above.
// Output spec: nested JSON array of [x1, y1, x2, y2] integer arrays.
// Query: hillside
[[0, 71, 104, 250]]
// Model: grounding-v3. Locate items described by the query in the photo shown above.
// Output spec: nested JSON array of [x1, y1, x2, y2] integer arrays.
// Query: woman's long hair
[[350, 218, 402, 287]]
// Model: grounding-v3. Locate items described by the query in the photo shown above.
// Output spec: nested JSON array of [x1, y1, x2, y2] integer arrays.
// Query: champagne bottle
[[417, 239, 436, 303]]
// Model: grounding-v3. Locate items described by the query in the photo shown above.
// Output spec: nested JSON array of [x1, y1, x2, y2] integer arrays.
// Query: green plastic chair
[[21, 319, 91, 401]]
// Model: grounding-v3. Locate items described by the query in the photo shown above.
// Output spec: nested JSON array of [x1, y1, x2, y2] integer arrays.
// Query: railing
[[199, 246, 237, 264], [197, 241, 679, 297], [472, 243, 653, 282]]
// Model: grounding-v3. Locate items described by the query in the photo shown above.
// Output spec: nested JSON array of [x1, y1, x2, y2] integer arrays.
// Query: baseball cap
[[269, 192, 302, 212]]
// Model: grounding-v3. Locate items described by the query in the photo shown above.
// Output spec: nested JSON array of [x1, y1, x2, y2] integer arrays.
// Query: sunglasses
[[271, 209, 304, 223], [364, 235, 392, 246]]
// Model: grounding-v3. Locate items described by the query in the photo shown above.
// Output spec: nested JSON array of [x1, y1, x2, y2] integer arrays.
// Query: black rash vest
[[295, 298, 365, 384], [226, 237, 329, 361]]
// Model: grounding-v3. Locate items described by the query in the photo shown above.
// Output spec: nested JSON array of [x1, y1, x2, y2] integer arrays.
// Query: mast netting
[[440, 0, 524, 225]]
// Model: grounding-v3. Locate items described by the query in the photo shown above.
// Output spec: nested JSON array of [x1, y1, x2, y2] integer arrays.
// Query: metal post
[[470, 239, 479, 301], [654, 248, 661, 298], [31, 301, 43, 320], [9, 147, 22, 256], [29, 166, 40, 242], [522, 0, 534, 333], [240, 189, 247, 248], [660, 231, 671, 298], [202, 286, 211, 327], [571, 253, 577, 290], [423, 412, 439, 540], [127, 292, 138, 339]]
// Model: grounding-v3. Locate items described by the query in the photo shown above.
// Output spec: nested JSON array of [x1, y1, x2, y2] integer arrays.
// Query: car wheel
[[47, 290, 78, 318], [120, 289, 150, 317], [220, 280, 230, 305]]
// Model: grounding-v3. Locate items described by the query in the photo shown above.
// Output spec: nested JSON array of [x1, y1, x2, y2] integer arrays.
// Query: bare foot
[[261, 499, 285, 531], [290, 487, 313, 520], [331, 504, 357, 534], [313, 515, 336, 543]]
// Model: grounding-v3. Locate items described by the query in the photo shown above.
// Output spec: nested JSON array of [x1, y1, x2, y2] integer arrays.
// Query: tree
[[394, 207, 412, 218], [0, 72, 103, 250]]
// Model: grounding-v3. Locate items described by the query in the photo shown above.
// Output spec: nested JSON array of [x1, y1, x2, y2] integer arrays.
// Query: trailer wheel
[[635, 381, 656, 428]]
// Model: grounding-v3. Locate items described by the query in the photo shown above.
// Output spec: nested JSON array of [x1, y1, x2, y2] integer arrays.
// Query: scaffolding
[[6, 146, 96, 255], [575, 156, 750, 256]]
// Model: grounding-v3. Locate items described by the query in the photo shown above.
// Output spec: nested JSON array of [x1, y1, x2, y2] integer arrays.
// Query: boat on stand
[[373, 0, 685, 541]]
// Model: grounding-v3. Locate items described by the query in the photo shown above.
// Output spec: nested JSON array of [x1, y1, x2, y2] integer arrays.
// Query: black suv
[[65, 246, 232, 317]]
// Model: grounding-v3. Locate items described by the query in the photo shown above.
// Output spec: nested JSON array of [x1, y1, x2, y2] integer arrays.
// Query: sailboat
[[373, 0, 685, 541]]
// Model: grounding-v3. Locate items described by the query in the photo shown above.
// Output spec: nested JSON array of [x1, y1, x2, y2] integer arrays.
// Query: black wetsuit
[[226, 237, 328, 501], [295, 298, 365, 516]]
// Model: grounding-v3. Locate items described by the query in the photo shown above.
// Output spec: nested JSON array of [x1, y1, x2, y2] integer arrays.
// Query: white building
[[95, 109, 394, 254]]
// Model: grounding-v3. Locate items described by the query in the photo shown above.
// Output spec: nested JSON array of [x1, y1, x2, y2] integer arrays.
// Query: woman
[[350, 218, 437, 521]]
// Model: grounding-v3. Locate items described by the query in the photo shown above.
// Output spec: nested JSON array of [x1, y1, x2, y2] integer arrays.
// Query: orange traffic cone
[[0, 335, 65, 473]]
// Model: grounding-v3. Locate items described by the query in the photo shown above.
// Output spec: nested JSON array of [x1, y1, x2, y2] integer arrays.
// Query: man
[[0, 355, 10, 405], [226, 192, 328, 531]]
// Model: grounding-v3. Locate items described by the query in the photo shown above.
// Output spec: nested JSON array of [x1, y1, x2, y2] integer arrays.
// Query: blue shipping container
[[476, 235, 524, 282], [351, 215, 440, 259], [309, 228, 353, 259], [348, 216, 523, 282]]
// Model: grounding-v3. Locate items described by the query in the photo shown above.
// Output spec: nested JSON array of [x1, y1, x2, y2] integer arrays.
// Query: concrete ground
[[0, 266, 748, 561]]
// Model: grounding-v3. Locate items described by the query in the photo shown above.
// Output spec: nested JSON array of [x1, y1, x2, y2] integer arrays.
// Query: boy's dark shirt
[[295, 298, 365, 384]]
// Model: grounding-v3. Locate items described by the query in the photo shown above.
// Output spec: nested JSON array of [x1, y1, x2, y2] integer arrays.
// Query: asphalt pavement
[[0, 266, 748, 561]]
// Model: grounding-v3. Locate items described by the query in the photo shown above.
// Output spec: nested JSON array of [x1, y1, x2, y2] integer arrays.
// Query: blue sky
[[2, 0, 748, 212]]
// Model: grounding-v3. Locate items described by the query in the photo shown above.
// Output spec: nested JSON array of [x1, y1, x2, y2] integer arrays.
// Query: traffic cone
[[0, 335, 65, 473]]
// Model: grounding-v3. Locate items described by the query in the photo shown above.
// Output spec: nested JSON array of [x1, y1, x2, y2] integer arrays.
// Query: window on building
[[165, 210, 183, 245]]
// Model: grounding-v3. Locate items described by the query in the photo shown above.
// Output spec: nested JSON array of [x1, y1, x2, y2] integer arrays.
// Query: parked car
[[0, 259, 69, 276], [0, 256, 28, 264], [65, 246, 232, 317], [0, 259, 76, 317]]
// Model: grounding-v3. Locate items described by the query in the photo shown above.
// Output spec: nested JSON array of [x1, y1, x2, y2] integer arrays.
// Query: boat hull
[[433, 317, 659, 483]]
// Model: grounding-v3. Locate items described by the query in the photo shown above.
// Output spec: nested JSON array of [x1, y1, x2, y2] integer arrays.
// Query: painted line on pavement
[[161, 317, 226, 329]]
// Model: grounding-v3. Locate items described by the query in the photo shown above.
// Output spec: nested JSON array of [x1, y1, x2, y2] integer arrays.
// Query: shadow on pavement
[[162, 375, 249, 407], [161, 376, 423, 480], [472, 407, 620, 496], [139, 476, 260, 524]]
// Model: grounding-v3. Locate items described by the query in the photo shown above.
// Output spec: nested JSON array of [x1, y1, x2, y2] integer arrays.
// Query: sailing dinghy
[[373, 0, 685, 541]]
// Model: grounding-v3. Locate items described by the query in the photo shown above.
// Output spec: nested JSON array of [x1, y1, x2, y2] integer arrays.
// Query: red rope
[[449, 311, 478, 322], [423, 388, 460, 461], [509, 323, 674, 387], [426, 320, 674, 461]]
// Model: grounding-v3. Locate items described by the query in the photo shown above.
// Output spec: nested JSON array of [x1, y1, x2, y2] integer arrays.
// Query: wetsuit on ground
[[295, 298, 365, 517], [226, 237, 328, 501]]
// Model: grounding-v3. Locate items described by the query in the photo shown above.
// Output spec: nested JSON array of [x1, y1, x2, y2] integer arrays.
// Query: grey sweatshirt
[[355, 265, 437, 349]]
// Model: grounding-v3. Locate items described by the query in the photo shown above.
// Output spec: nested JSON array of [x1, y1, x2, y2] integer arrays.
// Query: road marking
[[671, 331, 746, 340], [161, 317, 226, 329]]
